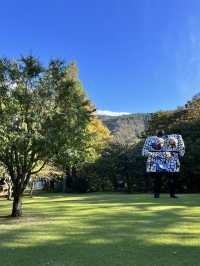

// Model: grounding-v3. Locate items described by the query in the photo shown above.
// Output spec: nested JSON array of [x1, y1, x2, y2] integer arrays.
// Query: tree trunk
[[7, 184, 12, 200], [11, 193, 22, 217], [6, 178, 13, 200], [63, 166, 73, 192], [29, 182, 34, 198], [72, 166, 77, 178]]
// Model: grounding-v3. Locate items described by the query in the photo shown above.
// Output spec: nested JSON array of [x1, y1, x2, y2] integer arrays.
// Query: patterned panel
[[142, 134, 185, 172]]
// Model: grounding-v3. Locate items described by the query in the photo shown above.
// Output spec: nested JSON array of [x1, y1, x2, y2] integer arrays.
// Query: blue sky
[[1, 0, 200, 113]]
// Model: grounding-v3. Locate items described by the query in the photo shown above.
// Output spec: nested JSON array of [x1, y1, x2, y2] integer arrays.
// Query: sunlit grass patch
[[0, 193, 200, 266]]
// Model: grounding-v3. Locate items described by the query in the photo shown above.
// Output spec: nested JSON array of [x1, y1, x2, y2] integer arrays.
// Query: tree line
[[82, 97, 200, 194], [0, 55, 200, 217]]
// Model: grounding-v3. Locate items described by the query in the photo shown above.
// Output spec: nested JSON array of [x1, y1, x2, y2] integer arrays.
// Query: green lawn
[[1, 193, 200, 266]]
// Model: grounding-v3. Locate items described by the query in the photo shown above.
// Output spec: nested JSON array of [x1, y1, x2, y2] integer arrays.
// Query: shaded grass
[[0, 193, 200, 266]]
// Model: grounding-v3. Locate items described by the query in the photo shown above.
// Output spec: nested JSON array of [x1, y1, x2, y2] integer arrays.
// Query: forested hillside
[[89, 96, 200, 193], [98, 113, 152, 143]]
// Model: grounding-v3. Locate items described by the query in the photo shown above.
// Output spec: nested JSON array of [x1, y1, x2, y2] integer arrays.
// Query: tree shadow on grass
[[1, 194, 200, 266], [0, 222, 200, 266]]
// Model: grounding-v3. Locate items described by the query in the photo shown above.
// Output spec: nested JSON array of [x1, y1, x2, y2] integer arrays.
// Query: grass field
[[0, 193, 200, 266]]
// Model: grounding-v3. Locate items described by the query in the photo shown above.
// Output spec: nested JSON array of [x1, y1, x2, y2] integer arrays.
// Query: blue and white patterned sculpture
[[142, 134, 185, 172]]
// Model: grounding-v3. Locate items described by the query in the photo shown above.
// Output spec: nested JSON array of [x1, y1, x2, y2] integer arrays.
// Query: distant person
[[142, 130, 185, 198]]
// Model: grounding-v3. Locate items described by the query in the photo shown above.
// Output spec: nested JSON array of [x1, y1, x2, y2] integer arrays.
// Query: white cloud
[[96, 110, 130, 116]]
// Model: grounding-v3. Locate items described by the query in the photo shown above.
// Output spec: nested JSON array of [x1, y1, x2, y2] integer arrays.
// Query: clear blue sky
[[1, 0, 200, 113]]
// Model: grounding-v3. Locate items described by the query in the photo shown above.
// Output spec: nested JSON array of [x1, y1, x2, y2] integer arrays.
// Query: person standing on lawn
[[142, 130, 185, 198]]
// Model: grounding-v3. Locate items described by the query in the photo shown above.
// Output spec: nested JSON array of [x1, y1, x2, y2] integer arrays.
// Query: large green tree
[[53, 62, 111, 192], [0, 56, 92, 216]]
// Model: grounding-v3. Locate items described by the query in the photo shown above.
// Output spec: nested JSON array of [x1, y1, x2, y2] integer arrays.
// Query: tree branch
[[31, 161, 46, 175]]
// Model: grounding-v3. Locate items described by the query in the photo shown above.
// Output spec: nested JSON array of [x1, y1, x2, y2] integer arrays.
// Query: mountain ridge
[[97, 93, 199, 144], [97, 112, 152, 144]]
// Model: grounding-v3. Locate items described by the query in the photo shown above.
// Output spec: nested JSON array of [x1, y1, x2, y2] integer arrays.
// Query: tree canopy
[[0, 55, 93, 216]]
